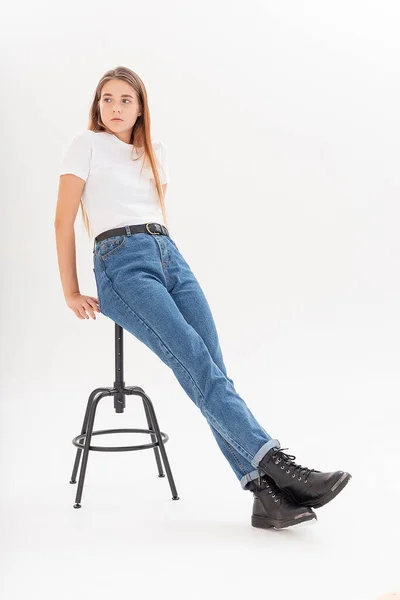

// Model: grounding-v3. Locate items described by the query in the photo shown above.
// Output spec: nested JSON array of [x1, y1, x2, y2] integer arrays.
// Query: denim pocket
[[96, 235, 127, 260]]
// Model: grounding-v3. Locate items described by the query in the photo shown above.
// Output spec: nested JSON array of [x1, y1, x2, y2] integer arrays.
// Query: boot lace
[[270, 448, 317, 483], [256, 472, 287, 503]]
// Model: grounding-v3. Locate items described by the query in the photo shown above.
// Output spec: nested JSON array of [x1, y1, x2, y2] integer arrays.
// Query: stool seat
[[69, 324, 179, 508]]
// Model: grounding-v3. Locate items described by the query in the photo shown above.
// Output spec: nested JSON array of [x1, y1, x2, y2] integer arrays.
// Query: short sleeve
[[156, 141, 170, 184], [59, 130, 93, 182]]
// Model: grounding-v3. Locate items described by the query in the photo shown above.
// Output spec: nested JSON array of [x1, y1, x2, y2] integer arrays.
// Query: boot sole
[[251, 511, 317, 531], [301, 472, 352, 509]]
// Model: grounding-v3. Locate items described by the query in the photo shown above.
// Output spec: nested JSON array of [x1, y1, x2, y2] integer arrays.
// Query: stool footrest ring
[[72, 427, 169, 452]]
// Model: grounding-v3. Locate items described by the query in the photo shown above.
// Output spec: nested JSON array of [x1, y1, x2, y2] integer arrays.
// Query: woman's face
[[99, 79, 141, 138]]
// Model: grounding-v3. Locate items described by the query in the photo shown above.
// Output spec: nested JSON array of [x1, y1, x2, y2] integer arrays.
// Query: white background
[[1, 2, 399, 599]]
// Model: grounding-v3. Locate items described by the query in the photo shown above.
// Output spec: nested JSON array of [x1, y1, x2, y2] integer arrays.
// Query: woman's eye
[[103, 98, 130, 103]]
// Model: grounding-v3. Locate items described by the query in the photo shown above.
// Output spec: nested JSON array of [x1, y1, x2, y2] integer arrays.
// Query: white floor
[[1, 309, 399, 600]]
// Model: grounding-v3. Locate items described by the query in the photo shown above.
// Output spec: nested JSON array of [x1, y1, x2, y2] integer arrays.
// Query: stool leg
[[142, 399, 165, 477], [70, 387, 112, 485], [73, 390, 111, 508], [140, 391, 179, 500]]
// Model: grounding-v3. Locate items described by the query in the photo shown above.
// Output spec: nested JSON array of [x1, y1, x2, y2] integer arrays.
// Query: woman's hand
[[66, 293, 100, 320]]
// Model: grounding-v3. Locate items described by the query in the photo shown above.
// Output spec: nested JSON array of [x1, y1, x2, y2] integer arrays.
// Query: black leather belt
[[95, 222, 170, 244]]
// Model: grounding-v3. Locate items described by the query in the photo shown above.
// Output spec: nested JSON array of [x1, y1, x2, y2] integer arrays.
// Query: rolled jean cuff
[[240, 469, 264, 490], [240, 439, 281, 490], [251, 438, 281, 468]]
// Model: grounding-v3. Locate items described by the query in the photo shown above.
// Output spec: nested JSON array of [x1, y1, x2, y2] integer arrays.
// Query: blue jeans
[[93, 225, 281, 490]]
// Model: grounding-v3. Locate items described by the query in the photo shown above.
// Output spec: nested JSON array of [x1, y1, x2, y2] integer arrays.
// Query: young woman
[[54, 66, 352, 531]]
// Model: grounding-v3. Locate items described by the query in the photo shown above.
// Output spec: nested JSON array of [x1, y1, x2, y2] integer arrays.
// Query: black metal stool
[[69, 322, 180, 508]]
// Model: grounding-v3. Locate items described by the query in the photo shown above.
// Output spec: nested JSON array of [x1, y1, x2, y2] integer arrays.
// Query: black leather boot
[[246, 472, 317, 530], [258, 447, 352, 509]]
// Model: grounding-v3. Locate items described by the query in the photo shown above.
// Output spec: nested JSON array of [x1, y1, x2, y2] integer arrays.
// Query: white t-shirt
[[59, 129, 170, 238]]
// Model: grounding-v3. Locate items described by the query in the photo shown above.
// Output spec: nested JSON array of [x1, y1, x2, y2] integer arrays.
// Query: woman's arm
[[54, 174, 99, 319], [54, 174, 84, 300]]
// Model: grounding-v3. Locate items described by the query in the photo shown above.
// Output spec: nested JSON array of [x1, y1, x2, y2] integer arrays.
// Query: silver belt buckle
[[145, 223, 160, 235]]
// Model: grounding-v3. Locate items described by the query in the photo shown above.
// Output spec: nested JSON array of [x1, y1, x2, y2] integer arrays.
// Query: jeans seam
[[152, 236, 169, 286], [222, 439, 248, 476], [201, 405, 254, 464]]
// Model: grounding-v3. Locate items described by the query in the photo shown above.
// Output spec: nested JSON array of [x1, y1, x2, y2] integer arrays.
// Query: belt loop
[[125, 225, 132, 237]]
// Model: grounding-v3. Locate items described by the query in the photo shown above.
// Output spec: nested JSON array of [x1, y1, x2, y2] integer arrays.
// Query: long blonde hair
[[81, 65, 169, 238]]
